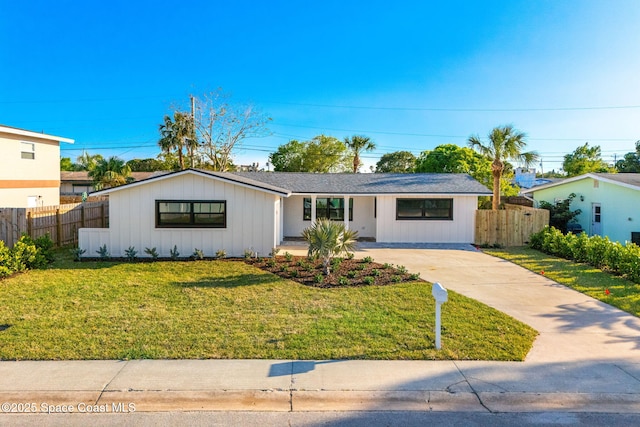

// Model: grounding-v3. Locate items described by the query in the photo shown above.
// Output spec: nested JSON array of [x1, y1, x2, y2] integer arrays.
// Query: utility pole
[[190, 95, 196, 168]]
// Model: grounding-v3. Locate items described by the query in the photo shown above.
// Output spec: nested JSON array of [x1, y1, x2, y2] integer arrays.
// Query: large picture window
[[303, 197, 353, 221], [156, 200, 226, 228], [396, 198, 453, 220]]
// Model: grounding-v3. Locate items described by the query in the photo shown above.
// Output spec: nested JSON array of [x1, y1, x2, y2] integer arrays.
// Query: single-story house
[[525, 173, 640, 245], [78, 169, 491, 258]]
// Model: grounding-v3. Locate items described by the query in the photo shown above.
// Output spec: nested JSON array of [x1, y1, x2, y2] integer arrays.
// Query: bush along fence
[[0, 234, 55, 279], [529, 226, 640, 283], [0, 201, 108, 247]]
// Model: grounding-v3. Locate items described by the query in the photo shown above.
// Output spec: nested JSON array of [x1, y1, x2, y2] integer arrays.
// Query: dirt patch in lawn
[[245, 255, 425, 288]]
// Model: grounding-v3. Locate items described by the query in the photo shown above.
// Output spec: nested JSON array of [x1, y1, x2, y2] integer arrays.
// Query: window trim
[[396, 198, 453, 221], [303, 197, 353, 221], [20, 142, 35, 160], [155, 200, 227, 228]]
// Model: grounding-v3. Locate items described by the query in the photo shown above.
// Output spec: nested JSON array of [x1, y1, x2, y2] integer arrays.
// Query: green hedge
[[0, 234, 54, 279], [529, 226, 640, 283]]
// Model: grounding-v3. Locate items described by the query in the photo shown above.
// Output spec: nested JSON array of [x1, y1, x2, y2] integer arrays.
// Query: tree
[[616, 141, 640, 173], [563, 143, 615, 177], [126, 158, 169, 172], [60, 157, 77, 171], [158, 111, 195, 170], [538, 193, 582, 234], [344, 135, 375, 173], [269, 135, 350, 172], [375, 151, 416, 173], [89, 156, 133, 190], [193, 90, 271, 171], [301, 219, 358, 275], [76, 152, 103, 171], [468, 126, 538, 210]]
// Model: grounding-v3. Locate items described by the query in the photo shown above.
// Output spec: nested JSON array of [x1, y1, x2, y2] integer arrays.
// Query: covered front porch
[[282, 194, 376, 241]]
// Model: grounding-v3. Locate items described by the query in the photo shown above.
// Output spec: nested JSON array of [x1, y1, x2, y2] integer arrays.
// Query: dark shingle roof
[[229, 172, 491, 195]]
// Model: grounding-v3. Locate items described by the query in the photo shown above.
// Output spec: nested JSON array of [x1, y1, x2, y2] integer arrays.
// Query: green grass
[[0, 251, 536, 361], [484, 247, 640, 317]]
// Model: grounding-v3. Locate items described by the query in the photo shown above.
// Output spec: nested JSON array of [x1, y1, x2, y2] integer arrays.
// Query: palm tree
[[344, 135, 376, 173], [468, 125, 538, 210], [76, 151, 103, 171], [89, 156, 132, 190], [301, 219, 358, 275], [158, 112, 196, 170]]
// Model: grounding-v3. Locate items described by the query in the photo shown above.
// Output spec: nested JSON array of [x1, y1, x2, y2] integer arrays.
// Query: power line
[[264, 101, 640, 112]]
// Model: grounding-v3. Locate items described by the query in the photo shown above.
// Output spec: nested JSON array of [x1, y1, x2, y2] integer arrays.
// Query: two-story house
[[0, 125, 74, 207]]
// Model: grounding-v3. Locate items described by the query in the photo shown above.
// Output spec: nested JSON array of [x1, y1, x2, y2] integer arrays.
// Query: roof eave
[[0, 125, 74, 144]]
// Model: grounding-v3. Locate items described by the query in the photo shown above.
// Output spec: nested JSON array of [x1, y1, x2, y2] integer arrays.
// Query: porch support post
[[311, 195, 317, 224], [343, 195, 350, 230]]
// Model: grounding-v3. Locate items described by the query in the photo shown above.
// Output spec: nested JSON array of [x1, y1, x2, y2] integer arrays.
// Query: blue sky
[[1, 0, 639, 172]]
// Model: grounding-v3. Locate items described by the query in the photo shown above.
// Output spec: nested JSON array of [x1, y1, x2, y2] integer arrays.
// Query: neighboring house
[[78, 169, 490, 258], [0, 125, 74, 207], [60, 171, 169, 196], [525, 173, 640, 245]]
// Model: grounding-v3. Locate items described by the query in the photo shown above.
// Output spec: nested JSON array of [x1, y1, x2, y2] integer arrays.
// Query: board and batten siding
[[79, 173, 279, 258], [375, 195, 478, 243], [282, 195, 376, 239]]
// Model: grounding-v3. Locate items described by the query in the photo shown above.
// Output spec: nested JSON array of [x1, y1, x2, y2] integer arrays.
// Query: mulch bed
[[245, 255, 425, 288]]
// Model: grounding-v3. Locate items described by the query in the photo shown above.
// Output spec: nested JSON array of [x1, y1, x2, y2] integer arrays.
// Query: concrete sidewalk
[[2, 359, 640, 413], [2, 246, 640, 414]]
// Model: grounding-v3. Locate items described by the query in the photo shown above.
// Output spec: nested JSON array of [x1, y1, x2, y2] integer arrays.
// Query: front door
[[591, 203, 602, 236]]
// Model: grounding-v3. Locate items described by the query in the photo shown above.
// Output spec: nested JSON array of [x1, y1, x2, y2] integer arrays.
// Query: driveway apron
[[279, 245, 640, 363]]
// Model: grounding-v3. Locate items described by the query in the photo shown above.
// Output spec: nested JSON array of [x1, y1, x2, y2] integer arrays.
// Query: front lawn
[[0, 252, 537, 361], [484, 246, 640, 317]]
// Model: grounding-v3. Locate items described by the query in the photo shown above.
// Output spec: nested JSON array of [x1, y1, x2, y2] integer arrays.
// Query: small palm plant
[[301, 218, 358, 275]]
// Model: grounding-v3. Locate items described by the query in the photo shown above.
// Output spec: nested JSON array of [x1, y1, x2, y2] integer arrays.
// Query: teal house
[[526, 173, 640, 245]]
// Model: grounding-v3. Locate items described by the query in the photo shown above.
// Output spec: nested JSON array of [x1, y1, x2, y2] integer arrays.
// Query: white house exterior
[[0, 125, 74, 207], [526, 173, 640, 245], [78, 169, 490, 258]]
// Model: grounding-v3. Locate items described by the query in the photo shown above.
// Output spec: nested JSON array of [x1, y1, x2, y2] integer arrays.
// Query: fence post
[[56, 209, 62, 247], [81, 205, 86, 228], [27, 211, 33, 238]]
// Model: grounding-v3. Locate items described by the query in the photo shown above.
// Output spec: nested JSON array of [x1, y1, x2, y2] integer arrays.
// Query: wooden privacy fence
[[0, 201, 109, 247], [475, 204, 549, 247]]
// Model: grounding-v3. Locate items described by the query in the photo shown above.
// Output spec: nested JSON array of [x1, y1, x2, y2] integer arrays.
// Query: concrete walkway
[[2, 246, 640, 414]]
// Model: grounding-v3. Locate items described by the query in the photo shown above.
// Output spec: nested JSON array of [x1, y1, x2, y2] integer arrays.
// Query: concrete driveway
[[279, 244, 640, 363]]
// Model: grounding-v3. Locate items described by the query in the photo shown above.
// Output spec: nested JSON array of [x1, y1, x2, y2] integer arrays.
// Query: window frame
[[20, 142, 35, 160], [303, 197, 353, 221], [396, 198, 453, 221], [155, 200, 227, 228]]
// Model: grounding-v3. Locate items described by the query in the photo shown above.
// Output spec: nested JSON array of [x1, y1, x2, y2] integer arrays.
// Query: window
[[303, 197, 353, 221], [396, 198, 453, 220], [21, 142, 35, 159], [156, 200, 226, 228]]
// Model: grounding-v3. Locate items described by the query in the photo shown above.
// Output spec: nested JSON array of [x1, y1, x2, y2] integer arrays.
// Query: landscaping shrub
[[0, 235, 50, 279], [529, 226, 640, 282]]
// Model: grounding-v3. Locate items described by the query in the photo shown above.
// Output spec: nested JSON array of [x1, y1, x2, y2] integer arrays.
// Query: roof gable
[[528, 173, 640, 193], [90, 169, 291, 197]]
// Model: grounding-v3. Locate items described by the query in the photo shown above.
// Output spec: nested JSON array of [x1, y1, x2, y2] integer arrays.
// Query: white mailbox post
[[431, 282, 448, 350]]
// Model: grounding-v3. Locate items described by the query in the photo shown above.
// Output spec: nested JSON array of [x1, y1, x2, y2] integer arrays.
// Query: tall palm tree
[[89, 156, 132, 190], [158, 112, 196, 170], [468, 125, 538, 210], [344, 135, 376, 173]]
